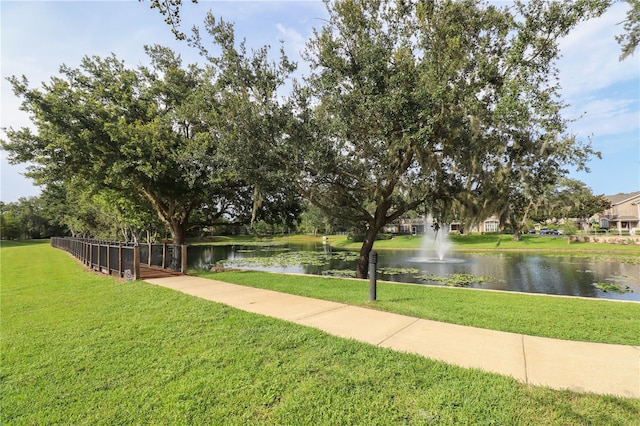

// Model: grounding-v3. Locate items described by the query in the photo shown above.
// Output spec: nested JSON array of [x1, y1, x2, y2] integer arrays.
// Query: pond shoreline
[[189, 234, 640, 257], [265, 270, 640, 304], [188, 243, 640, 302]]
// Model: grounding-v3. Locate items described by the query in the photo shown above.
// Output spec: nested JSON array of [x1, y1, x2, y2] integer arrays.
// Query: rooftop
[[605, 191, 640, 205]]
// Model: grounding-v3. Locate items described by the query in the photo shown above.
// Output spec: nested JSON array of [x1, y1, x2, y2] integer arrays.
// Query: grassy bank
[[196, 271, 640, 346], [192, 233, 640, 256], [2, 241, 639, 424]]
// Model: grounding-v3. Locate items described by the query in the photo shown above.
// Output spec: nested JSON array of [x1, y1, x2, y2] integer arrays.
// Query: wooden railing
[[51, 237, 187, 280]]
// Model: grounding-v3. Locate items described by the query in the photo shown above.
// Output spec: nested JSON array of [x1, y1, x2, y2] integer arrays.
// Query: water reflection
[[188, 244, 640, 301]]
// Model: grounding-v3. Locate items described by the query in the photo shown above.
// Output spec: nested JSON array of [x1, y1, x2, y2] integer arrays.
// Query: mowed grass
[[197, 271, 640, 346], [2, 241, 640, 424], [337, 233, 640, 254], [193, 233, 640, 256]]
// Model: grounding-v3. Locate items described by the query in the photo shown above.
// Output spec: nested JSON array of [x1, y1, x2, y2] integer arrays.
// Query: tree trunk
[[356, 226, 380, 279], [512, 228, 521, 242], [170, 220, 187, 245], [511, 213, 521, 241]]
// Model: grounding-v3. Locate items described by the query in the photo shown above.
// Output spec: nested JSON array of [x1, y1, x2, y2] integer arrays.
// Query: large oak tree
[[285, 0, 608, 278], [3, 49, 217, 244], [2, 36, 297, 244]]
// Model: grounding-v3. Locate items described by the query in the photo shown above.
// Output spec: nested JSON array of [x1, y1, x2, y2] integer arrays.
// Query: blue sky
[[1, 0, 638, 203]]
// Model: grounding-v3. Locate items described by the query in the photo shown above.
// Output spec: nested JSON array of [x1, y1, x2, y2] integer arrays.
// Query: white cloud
[[555, 0, 640, 194], [276, 23, 307, 56], [566, 96, 640, 136], [557, 2, 639, 98], [1, 0, 637, 200]]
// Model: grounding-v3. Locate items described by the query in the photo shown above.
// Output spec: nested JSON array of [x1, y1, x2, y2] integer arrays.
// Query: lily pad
[[416, 273, 496, 287], [378, 267, 421, 276], [218, 250, 358, 269], [322, 269, 357, 278], [593, 282, 633, 294]]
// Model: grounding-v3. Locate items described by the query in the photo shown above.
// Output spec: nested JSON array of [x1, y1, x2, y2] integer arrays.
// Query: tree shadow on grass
[[0, 239, 50, 248]]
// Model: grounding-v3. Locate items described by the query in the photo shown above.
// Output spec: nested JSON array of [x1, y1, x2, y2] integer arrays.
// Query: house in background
[[383, 215, 502, 235], [592, 191, 640, 234], [467, 215, 501, 233]]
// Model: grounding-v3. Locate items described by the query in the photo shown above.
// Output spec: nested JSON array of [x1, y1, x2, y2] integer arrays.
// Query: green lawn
[[2, 240, 639, 424], [196, 271, 640, 346], [344, 233, 640, 255], [192, 233, 640, 257]]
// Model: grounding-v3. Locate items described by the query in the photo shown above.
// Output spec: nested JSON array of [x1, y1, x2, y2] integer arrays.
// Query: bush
[[562, 221, 578, 236]]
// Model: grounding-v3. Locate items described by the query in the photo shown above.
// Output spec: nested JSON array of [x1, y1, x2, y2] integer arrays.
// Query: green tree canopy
[[2, 33, 298, 244], [546, 178, 611, 225], [0, 211, 23, 240], [0, 196, 65, 239], [2, 49, 217, 244], [190, 13, 302, 229], [145, 0, 199, 40], [284, 0, 606, 277], [617, 0, 640, 60]]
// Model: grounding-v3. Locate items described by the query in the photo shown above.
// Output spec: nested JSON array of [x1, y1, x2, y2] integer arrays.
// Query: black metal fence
[[139, 241, 186, 272], [51, 237, 187, 279]]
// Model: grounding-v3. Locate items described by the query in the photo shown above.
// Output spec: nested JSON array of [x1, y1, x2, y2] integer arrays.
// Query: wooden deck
[[139, 265, 184, 279]]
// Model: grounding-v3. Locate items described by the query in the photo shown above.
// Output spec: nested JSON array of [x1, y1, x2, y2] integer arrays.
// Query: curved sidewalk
[[145, 276, 640, 399]]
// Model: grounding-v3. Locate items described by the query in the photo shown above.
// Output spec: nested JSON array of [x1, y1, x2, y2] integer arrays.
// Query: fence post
[[369, 251, 378, 301], [148, 241, 152, 266], [50, 237, 189, 278], [118, 242, 123, 278], [133, 244, 140, 280], [181, 245, 188, 273], [162, 243, 167, 269]]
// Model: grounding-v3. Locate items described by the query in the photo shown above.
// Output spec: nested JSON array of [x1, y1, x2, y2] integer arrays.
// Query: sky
[[1, 0, 639, 203]]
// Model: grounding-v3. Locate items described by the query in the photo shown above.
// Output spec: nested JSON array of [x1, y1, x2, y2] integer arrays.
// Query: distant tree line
[[1, 0, 627, 277], [0, 179, 610, 242]]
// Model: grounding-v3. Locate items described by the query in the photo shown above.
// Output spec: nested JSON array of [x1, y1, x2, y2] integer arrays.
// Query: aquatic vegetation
[[545, 253, 639, 265], [377, 267, 421, 276], [218, 250, 358, 269], [416, 273, 497, 287], [593, 282, 633, 294], [322, 269, 357, 278], [191, 242, 640, 301]]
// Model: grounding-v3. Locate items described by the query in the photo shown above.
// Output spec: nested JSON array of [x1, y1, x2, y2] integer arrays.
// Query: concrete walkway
[[145, 275, 640, 399]]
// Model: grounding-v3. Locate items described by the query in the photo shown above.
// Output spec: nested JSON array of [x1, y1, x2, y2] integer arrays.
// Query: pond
[[187, 243, 640, 302]]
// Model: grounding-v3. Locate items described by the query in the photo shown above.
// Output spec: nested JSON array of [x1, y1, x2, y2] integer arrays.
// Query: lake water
[[188, 243, 640, 302]]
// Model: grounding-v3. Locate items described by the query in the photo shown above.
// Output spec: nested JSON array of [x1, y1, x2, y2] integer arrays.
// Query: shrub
[[562, 221, 578, 236]]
